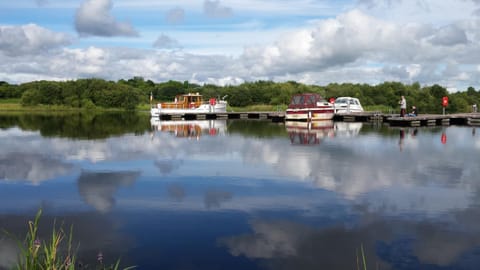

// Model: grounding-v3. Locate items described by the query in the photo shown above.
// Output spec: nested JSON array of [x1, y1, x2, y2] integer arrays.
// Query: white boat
[[285, 93, 334, 121], [151, 93, 227, 117], [150, 118, 227, 138], [333, 97, 364, 114]]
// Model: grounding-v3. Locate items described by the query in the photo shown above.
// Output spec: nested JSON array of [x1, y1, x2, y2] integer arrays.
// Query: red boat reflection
[[286, 120, 334, 145]]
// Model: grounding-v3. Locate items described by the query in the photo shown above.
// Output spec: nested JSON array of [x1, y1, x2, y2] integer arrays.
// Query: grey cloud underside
[[166, 7, 185, 24], [203, 0, 233, 18], [0, 24, 71, 57], [74, 0, 138, 37], [153, 34, 182, 49], [35, 0, 49, 7]]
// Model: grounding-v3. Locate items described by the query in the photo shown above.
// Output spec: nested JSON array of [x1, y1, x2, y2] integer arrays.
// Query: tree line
[[1, 77, 479, 113]]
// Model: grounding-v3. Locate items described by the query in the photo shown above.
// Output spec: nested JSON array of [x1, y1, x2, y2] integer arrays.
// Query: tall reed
[[5, 209, 135, 270]]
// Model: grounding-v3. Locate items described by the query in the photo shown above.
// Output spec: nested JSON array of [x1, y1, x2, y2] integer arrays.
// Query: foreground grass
[[4, 209, 135, 270]]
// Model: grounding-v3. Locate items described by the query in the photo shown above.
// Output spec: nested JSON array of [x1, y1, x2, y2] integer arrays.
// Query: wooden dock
[[159, 111, 285, 122], [336, 112, 480, 127], [157, 111, 480, 127]]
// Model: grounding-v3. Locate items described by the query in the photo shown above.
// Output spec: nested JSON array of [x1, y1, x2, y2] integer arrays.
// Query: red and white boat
[[285, 93, 334, 121]]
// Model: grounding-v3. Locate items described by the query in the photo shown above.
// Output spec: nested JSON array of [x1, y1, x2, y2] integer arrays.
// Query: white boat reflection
[[150, 118, 227, 139], [333, 122, 363, 137], [286, 120, 334, 145]]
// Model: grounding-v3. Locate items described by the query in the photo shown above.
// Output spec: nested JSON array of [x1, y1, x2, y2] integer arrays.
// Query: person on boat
[[399, 95, 406, 117], [407, 106, 417, 117]]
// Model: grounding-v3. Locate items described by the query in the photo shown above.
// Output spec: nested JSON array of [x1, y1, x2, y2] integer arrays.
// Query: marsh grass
[[4, 209, 135, 270], [356, 243, 367, 270]]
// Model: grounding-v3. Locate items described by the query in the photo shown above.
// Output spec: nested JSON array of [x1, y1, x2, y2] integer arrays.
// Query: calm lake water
[[1, 112, 479, 270]]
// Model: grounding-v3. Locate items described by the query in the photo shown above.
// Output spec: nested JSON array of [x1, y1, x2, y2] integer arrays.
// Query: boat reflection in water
[[286, 120, 334, 145], [333, 122, 363, 137], [286, 121, 363, 145], [150, 118, 227, 139]]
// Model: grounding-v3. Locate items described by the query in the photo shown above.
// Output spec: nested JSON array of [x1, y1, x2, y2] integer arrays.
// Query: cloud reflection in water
[[77, 171, 139, 212]]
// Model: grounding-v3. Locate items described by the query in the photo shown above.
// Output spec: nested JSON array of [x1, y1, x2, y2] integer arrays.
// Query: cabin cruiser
[[333, 97, 364, 113], [285, 93, 334, 121]]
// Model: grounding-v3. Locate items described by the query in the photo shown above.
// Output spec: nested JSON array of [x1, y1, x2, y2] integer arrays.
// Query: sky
[[1, 0, 480, 91]]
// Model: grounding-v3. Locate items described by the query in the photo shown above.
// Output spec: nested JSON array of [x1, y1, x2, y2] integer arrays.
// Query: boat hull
[[285, 108, 334, 121]]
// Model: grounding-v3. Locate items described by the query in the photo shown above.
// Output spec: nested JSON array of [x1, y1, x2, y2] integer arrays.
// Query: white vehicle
[[333, 97, 364, 113]]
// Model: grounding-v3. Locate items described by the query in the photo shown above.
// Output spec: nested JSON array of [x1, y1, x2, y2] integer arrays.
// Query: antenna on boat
[[222, 95, 228, 100]]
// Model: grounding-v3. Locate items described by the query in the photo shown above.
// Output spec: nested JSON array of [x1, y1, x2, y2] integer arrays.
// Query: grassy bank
[[1, 101, 285, 113], [230, 104, 286, 112], [1, 100, 395, 114], [0, 100, 135, 113]]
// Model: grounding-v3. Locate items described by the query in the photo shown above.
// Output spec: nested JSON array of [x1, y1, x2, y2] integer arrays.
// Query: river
[[0, 112, 479, 269]]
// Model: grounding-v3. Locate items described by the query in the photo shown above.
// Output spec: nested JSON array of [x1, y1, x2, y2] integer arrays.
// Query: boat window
[[307, 95, 316, 105], [291, 95, 304, 105], [335, 98, 347, 104]]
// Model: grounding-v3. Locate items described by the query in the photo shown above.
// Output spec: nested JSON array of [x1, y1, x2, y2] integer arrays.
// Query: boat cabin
[[158, 93, 205, 109], [288, 93, 328, 109]]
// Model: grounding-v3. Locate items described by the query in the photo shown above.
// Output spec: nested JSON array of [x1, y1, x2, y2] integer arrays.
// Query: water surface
[[0, 112, 479, 269]]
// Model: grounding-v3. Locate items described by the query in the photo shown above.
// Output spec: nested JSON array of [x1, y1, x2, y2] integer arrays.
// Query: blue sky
[[1, 0, 480, 91]]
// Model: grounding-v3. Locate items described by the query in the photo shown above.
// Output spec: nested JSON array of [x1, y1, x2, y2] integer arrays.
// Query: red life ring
[[189, 102, 195, 109]]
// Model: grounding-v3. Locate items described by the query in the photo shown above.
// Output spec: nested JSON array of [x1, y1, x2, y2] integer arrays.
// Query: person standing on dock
[[399, 96, 406, 117]]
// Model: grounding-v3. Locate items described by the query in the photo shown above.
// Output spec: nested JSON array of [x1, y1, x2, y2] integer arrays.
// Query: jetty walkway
[[157, 111, 480, 127]]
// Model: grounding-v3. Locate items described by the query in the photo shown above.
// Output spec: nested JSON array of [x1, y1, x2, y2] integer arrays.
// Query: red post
[[442, 96, 449, 107]]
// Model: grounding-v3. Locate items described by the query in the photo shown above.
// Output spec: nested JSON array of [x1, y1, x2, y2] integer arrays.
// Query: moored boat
[[285, 93, 334, 121], [333, 97, 364, 114], [151, 93, 227, 117]]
